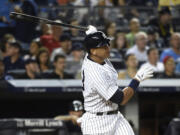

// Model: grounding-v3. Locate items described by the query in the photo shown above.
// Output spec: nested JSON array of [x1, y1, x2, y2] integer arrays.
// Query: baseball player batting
[[78, 26, 154, 135], [9, 12, 153, 135]]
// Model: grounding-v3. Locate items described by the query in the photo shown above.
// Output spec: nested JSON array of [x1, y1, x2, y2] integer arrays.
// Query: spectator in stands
[[105, 21, 117, 38], [0, 49, 2, 61], [51, 34, 72, 62], [176, 62, 180, 73], [118, 54, 138, 79], [73, 0, 98, 6], [141, 48, 164, 72], [98, 0, 120, 22], [40, 20, 62, 54], [72, 0, 98, 23], [37, 48, 50, 72], [126, 32, 148, 62], [69, 19, 80, 37], [45, 55, 74, 79], [112, 32, 129, 58], [3, 41, 25, 72], [24, 38, 42, 60], [124, 1, 141, 20], [160, 33, 180, 62], [14, 0, 38, 43], [0, 0, 15, 37], [17, 57, 40, 79], [66, 19, 84, 38], [110, 32, 125, 60], [147, 26, 165, 48], [40, 23, 52, 35], [126, 18, 140, 47], [1, 33, 15, 43], [148, 7, 175, 45], [56, 0, 68, 5], [57, 0, 83, 22], [127, 0, 158, 6], [0, 60, 5, 80], [66, 42, 84, 78], [0, 34, 15, 58], [71, 43, 84, 61], [105, 22, 116, 49], [158, 56, 178, 78], [114, 32, 129, 49], [159, 0, 180, 7]]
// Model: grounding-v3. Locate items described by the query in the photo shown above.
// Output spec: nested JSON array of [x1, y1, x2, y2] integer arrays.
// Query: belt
[[95, 110, 118, 116]]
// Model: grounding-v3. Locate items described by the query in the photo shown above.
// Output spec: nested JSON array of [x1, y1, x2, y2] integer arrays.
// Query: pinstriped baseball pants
[[81, 112, 134, 135]]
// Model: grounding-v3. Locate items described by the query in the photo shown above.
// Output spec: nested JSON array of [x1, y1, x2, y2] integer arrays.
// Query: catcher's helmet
[[84, 31, 111, 52], [69, 100, 83, 112]]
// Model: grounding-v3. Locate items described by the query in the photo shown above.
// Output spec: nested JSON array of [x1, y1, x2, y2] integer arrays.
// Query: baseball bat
[[10, 12, 88, 31]]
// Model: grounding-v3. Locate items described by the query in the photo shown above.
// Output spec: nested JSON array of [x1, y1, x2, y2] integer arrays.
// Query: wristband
[[128, 79, 140, 91]]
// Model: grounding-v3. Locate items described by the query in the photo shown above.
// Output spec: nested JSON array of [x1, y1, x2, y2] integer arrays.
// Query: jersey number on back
[[82, 70, 85, 91]]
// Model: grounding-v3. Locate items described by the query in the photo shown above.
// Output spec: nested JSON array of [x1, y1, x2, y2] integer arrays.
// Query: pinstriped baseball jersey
[[81, 54, 119, 113], [80, 54, 135, 135]]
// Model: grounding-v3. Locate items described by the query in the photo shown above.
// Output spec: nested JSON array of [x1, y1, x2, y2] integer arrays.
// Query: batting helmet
[[84, 31, 111, 52], [69, 100, 83, 112]]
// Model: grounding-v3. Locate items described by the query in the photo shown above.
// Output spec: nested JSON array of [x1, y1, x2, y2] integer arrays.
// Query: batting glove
[[85, 25, 97, 35], [134, 66, 154, 82]]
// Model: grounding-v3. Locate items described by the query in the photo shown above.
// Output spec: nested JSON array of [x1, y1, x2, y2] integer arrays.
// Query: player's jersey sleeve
[[89, 67, 118, 101]]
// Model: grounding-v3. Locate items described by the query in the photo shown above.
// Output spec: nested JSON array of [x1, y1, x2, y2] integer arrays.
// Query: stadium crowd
[[0, 0, 180, 80]]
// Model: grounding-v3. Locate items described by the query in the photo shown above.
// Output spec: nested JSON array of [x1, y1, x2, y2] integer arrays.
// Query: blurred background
[[0, 0, 180, 135]]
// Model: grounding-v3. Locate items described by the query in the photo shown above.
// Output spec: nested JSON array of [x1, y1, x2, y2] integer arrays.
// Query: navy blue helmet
[[84, 31, 111, 52]]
